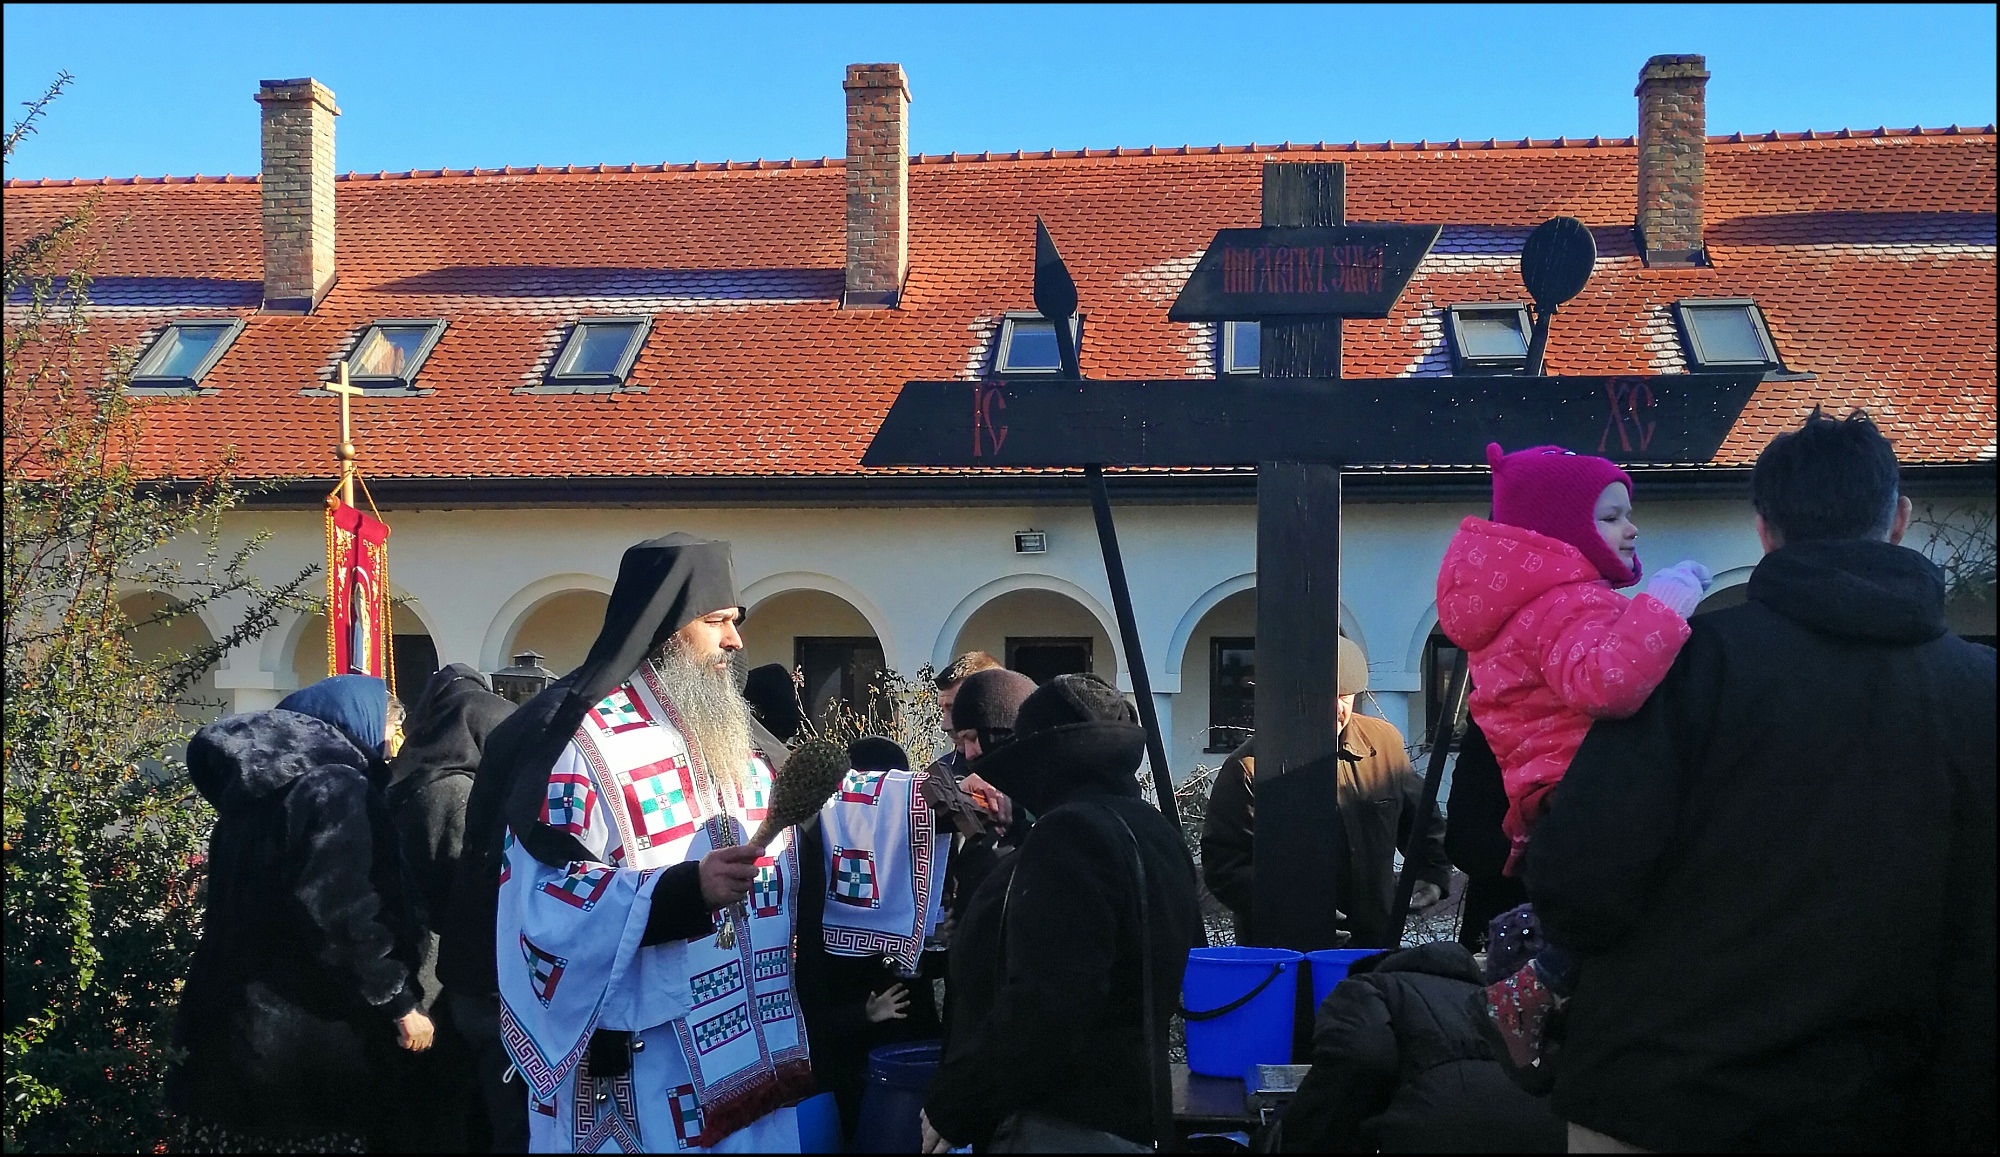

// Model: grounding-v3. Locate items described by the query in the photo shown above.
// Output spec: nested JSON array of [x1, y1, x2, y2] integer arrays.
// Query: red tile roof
[[5, 127, 1994, 482]]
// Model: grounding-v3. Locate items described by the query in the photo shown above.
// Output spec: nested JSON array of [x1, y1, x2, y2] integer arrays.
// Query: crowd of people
[[160, 410, 1993, 1154]]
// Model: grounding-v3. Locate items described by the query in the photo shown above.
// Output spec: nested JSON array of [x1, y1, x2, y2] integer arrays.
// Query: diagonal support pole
[[1085, 463, 1181, 830], [1388, 647, 1470, 944]]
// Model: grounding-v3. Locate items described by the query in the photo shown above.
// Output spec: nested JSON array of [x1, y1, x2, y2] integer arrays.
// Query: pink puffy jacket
[[1435, 517, 1690, 873]]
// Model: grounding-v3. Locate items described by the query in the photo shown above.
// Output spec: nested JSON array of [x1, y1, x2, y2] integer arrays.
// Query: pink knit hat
[[1486, 443, 1642, 586]]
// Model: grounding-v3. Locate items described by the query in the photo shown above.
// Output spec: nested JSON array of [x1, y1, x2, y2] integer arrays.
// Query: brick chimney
[[1634, 54, 1709, 267], [843, 63, 910, 309], [255, 78, 339, 312]]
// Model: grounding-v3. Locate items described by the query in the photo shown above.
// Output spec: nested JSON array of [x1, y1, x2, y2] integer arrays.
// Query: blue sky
[[3, 4, 1994, 181]]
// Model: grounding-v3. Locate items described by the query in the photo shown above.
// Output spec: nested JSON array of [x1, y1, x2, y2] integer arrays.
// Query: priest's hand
[[866, 984, 911, 1024], [699, 844, 762, 909], [920, 1110, 955, 1154], [1411, 880, 1443, 910], [396, 1009, 435, 1052]]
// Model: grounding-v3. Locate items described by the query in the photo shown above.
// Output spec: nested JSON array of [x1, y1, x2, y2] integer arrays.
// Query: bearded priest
[[475, 534, 807, 1152]]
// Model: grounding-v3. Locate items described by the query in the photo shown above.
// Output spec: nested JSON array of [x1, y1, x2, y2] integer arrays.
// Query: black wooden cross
[[865, 163, 1759, 952]]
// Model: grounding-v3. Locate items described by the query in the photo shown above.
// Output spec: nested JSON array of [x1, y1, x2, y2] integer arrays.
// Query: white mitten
[[1644, 560, 1714, 618]]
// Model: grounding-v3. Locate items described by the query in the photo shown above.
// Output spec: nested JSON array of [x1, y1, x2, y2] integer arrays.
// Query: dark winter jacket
[[170, 708, 424, 1135], [792, 817, 945, 1133], [1527, 538, 1997, 1152], [1203, 714, 1451, 947], [384, 663, 514, 1006], [925, 779, 1202, 1147], [1443, 720, 1529, 950], [1281, 942, 1564, 1153]]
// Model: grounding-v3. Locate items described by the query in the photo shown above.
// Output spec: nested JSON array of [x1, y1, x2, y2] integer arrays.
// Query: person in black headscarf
[[169, 675, 430, 1153], [922, 674, 1204, 1153], [372, 664, 515, 1152], [742, 662, 805, 744], [438, 533, 808, 1153]]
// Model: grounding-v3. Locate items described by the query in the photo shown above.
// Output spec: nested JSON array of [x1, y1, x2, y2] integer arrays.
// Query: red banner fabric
[[327, 498, 393, 680]]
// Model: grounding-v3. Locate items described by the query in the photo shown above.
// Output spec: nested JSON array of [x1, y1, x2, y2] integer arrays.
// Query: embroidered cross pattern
[[620, 754, 700, 849], [735, 778, 770, 821], [587, 685, 655, 735], [690, 1004, 752, 1055], [839, 768, 888, 805], [753, 947, 789, 983], [540, 862, 615, 911], [543, 771, 597, 838], [666, 1083, 703, 1150], [520, 934, 568, 1007], [756, 990, 795, 1025], [689, 960, 745, 1008], [830, 847, 881, 907], [751, 859, 783, 917]]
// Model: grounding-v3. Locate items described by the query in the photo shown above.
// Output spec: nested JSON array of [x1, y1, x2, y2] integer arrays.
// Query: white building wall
[[188, 491, 1988, 789]]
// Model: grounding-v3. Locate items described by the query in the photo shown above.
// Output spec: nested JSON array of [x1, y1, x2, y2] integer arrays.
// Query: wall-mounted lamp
[[1014, 530, 1048, 554], [491, 649, 558, 705]]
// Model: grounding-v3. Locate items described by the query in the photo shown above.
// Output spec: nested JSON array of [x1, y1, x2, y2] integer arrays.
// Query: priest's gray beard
[[650, 634, 754, 793]]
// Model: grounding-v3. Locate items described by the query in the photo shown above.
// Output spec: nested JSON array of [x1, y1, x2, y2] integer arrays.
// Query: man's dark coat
[[1528, 539, 1997, 1152], [1281, 941, 1564, 1153], [1203, 713, 1452, 947], [169, 709, 424, 1136], [925, 746, 1203, 1147]]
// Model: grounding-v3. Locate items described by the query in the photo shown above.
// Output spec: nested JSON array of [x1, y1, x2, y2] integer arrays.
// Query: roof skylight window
[[1446, 303, 1532, 374], [993, 313, 1083, 376], [346, 320, 446, 388], [129, 319, 244, 390], [1221, 320, 1260, 375], [543, 317, 652, 389], [1674, 299, 1781, 369]]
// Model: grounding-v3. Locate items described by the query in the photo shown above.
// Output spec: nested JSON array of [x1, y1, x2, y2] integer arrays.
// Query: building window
[[795, 636, 887, 727], [544, 317, 651, 388], [1423, 627, 1465, 747], [346, 319, 446, 388], [1005, 636, 1092, 685], [993, 313, 1083, 375], [1445, 303, 1532, 374], [1208, 636, 1255, 752], [1220, 321, 1260, 375], [1674, 298, 1780, 370], [129, 319, 244, 390]]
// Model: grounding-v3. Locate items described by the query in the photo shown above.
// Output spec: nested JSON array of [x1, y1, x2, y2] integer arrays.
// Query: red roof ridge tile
[[7, 126, 1992, 190]]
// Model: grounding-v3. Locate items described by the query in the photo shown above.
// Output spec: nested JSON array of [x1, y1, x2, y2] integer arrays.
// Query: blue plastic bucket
[[1181, 947, 1303, 1078], [850, 1040, 940, 1153], [1307, 948, 1379, 1011], [796, 1091, 843, 1153]]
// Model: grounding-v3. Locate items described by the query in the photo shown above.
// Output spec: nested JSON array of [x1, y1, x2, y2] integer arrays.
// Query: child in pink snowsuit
[[1436, 443, 1712, 1071]]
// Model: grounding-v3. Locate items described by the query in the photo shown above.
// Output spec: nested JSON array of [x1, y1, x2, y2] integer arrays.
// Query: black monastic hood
[[387, 663, 515, 791], [494, 533, 776, 868]]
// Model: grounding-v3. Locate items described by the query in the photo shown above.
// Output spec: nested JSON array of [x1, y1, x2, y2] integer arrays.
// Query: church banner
[[325, 496, 393, 685]]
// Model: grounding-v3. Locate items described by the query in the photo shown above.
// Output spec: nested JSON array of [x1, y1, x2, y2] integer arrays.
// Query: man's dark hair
[[1750, 409, 1902, 543], [934, 650, 1001, 690]]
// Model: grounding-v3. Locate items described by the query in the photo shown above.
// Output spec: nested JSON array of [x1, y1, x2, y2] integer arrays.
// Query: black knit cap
[[949, 668, 1037, 734], [848, 736, 910, 773], [969, 672, 1147, 815]]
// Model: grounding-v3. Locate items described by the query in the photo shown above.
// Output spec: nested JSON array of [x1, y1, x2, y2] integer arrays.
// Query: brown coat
[[1200, 714, 1450, 947]]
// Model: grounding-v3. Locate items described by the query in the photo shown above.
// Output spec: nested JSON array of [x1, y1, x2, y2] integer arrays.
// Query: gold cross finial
[[331, 360, 361, 506]]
